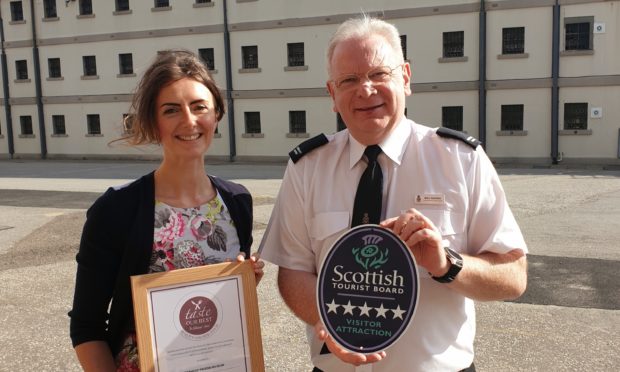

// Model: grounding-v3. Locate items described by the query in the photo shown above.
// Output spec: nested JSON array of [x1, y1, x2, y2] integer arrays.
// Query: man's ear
[[326, 81, 338, 112], [403, 62, 412, 96]]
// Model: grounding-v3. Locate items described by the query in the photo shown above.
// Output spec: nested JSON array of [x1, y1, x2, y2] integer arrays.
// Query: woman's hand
[[236, 252, 265, 285]]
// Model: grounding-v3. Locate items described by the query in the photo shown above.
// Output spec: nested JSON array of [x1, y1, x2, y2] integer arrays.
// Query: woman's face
[[155, 77, 218, 161]]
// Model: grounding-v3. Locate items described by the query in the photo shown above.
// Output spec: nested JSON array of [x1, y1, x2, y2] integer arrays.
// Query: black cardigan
[[68, 172, 253, 356]]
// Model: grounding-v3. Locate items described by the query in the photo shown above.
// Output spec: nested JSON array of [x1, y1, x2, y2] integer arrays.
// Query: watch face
[[446, 247, 463, 265]]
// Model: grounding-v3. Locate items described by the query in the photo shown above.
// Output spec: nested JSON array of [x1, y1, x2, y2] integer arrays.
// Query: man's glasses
[[330, 64, 404, 90]]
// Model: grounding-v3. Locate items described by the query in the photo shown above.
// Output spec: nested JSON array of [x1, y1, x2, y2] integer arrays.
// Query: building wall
[[0, 0, 618, 164]]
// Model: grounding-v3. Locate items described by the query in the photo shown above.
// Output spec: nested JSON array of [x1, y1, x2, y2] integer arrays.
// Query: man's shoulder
[[288, 132, 338, 163], [435, 127, 481, 149]]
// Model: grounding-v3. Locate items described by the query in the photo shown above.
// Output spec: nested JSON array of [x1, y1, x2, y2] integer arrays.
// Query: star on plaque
[[342, 300, 355, 315], [326, 299, 340, 314], [391, 305, 406, 320], [358, 302, 372, 317], [375, 303, 388, 318]]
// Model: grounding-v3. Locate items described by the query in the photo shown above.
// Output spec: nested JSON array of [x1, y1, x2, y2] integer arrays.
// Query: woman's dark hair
[[123, 49, 225, 145]]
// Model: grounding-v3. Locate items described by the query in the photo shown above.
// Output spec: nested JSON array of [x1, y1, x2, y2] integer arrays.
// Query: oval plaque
[[317, 225, 419, 353]]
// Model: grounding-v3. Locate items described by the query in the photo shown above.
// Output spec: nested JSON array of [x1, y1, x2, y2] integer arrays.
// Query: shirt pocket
[[310, 211, 350, 241], [418, 208, 466, 238]]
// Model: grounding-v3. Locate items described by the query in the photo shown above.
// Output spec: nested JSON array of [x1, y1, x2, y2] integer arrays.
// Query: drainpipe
[[478, 0, 487, 148], [551, 1, 560, 164], [30, 0, 47, 158], [222, 0, 236, 162], [0, 16, 15, 158]]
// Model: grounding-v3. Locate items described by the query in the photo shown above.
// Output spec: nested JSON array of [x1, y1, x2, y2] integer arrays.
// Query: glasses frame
[[329, 64, 405, 91]]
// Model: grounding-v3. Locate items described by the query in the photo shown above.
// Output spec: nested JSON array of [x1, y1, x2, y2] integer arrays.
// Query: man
[[260, 15, 527, 371]]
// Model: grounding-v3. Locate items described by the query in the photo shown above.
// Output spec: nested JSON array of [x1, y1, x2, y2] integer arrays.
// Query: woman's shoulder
[[209, 175, 251, 197], [88, 172, 154, 215]]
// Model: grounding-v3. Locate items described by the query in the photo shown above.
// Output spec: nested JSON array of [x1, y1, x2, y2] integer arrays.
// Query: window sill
[[51, 134, 68, 137], [151, 6, 172, 12], [85, 134, 104, 137], [242, 133, 264, 138], [46, 77, 64, 81], [213, 133, 222, 138], [560, 50, 594, 56], [208, 69, 218, 74], [0, 135, 4, 139], [284, 66, 308, 72], [237, 0, 258, 2], [77, 14, 95, 19], [559, 129, 592, 135], [14, 79, 31, 83], [286, 132, 310, 138], [117, 73, 136, 78], [239, 68, 262, 73], [42, 17, 59, 22], [19, 134, 35, 138], [438, 56, 468, 63], [497, 53, 529, 59], [496, 130, 528, 136], [9, 20, 26, 25], [81, 75, 100, 80], [193, 3, 215, 8], [113, 10, 132, 15]]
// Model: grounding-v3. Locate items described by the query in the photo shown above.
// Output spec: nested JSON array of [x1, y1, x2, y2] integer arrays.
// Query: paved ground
[[0, 159, 618, 371]]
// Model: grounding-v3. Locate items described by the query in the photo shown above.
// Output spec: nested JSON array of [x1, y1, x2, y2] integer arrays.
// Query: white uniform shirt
[[260, 118, 527, 371]]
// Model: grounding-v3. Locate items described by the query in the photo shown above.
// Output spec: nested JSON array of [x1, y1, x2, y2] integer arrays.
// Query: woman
[[69, 50, 264, 371]]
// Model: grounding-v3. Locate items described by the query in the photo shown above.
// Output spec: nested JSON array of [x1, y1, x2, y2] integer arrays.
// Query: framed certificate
[[131, 261, 264, 372]]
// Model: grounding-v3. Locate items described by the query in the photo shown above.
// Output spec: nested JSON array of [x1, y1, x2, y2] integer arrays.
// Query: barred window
[[565, 21, 591, 50], [43, 0, 57, 18], [154, 0, 169, 7], [242, 46, 259, 69], [119, 53, 133, 75], [502, 27, 525, 54], [79, 0, 93, 15], [115, 0, 130, 11], [196, 0, 212, 3], [442, 106, 463, 132], [244, 112, 261, 134], [48, 58, 61, 78], [501, 104, 524, 131], [198, 48, 215, 70], [289, 111, 306, 133], [15, 60, 28, 80], [20, 116, 33, 135], [400, 35, 407, 60], [52, 115, 66, 135], [87, 114, 101, 135], [443, 31, 464, 58], [564, 103, 588, 130], [10, 1, 24, 22], [83, 56, 97, 76], [287, 43, 305, 67]]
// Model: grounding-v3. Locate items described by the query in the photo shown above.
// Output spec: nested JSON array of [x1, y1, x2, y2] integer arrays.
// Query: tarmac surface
[[0, 159, 619, 371]]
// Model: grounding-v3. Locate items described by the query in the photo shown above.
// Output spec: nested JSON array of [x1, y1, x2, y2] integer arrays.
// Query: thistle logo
[[352, 234, 388, 270]]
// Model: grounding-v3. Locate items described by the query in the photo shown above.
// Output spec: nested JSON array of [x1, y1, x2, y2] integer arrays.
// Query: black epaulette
[[289, 133, 329, 163], [436, 127, 481, 149]]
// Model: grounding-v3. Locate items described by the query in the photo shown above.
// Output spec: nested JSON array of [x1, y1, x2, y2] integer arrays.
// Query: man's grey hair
[[326, 15, 404, 77]]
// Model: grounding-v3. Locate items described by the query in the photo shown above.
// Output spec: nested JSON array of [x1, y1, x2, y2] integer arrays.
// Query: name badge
[[415, 194, 445, 205]]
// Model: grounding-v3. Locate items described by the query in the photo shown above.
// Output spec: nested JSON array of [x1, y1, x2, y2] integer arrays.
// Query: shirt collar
[[348, 117, 411, 169]]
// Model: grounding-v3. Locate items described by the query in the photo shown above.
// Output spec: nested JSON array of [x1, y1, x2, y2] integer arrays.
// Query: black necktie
[[351, 145, 383, 227]]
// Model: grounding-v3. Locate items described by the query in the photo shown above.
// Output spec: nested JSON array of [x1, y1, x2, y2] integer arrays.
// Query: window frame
[[15, 60, 28, 80], [118, 53, 134, 75], [10, 1, 24, 22], [288, 110, 307, 134], [287, 43, 305, 67], [242, 46, 259, 69], [564, 103, 588, 130], [442, 106, 464, 132], [48, 58, 62, 79], [244, 112, 261, 134], [115, 0, 130, 11], [500, 104, 524, 131], [43, 0, 57, 18], [442, 31, 464, 58], [20, 116, 33, 135], [400, 35, 408, 60], [79, 0, 93, 15], [86, 114, 102, 135], [52, 115, 66, 135], [502, 27, 525, 55], [198, 48, 215, 71], [82, 55, 97, 77], [154, 0, 169, 8], [564, 17, 594, 51]]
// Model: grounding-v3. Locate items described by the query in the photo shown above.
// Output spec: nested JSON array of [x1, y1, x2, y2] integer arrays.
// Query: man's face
[[327, 34, 411, 146]]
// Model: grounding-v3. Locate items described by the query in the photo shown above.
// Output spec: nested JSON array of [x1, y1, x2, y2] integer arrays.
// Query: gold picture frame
[[131, 261, 264, 372]]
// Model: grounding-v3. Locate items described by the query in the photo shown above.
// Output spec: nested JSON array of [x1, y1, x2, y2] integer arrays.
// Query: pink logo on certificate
[[179, 296, 218, 335]]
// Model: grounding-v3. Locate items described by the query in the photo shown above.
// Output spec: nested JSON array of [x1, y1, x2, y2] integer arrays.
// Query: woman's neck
[[154, 158, 216, 208]]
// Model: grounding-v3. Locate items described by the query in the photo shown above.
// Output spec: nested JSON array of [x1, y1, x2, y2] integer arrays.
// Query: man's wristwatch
[[431, 247, 463, 283]]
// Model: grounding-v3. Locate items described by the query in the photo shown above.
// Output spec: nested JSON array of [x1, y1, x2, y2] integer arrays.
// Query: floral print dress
[[115, 193, 240, 371]]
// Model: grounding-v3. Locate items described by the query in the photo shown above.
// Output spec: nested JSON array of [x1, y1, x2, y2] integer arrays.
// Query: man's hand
[[381, 208, 449, 277], [314, 322, 387, 366]]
